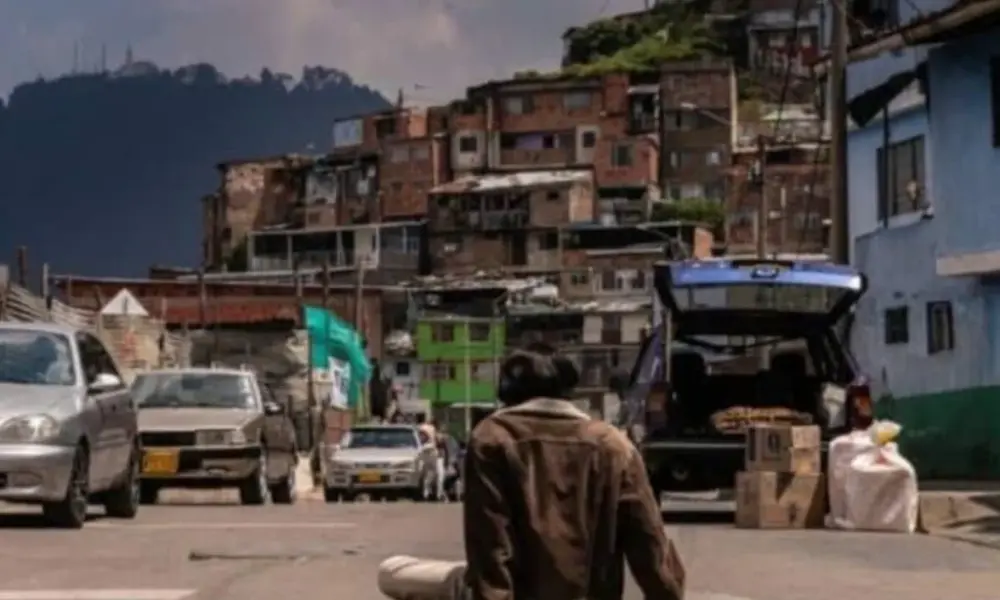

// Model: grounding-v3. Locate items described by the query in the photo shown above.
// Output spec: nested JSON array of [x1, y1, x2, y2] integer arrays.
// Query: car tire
[[43, 445, 89, 529], [239, 454, 270, 505], [103, 447, 140, 518], [323, 487, 341, 503], [269, 461, 297, 505], [139, 482, 160, 505]]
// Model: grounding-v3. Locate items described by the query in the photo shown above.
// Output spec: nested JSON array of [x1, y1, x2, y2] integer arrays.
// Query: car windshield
[[132, 372, 257, 409], [342, 428, 418, 449], [0, 329, 75, 386]]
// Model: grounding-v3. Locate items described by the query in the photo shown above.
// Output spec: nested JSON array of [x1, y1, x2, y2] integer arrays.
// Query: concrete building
[[835, 0, 1000, 479], [657, 60, 738, 204]]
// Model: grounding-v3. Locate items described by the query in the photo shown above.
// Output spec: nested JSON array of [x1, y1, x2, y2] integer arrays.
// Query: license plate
[[142, 450, 179, 475], [356, 470, 382, 483]]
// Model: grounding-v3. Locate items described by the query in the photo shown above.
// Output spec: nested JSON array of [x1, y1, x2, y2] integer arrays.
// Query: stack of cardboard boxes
[[735, 424, 826, 529]]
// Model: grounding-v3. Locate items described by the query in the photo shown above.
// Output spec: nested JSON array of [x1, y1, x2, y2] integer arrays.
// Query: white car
[[323, 424, 438, 502]]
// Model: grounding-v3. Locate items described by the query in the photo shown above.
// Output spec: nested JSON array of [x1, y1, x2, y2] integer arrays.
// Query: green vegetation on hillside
[[562, 5, 719, 76], [651, 199, 726, 236]]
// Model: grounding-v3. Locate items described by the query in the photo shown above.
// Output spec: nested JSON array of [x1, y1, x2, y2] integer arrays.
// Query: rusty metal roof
[[430, 170, 592, 195]]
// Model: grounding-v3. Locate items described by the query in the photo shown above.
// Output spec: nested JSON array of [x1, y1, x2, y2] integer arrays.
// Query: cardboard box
[[734, 471, 826, 529], [745, 424, 821, 474]]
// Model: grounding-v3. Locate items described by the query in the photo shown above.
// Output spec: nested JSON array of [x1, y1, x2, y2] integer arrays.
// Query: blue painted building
[[843, 0, 1000, 478]]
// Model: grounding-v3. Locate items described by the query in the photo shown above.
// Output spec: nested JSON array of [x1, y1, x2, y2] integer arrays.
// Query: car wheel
[[323, 487, 342, 503], [103, 447, 140, 518], [139, 482, 160, 505], [239, 453, 270, 505], [43, 445, 89, 529], [269, 460, 297, 505]]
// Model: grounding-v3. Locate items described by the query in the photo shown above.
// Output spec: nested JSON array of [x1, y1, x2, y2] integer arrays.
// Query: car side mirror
[[263, 401, 285, 416], [88, 373, 122, 394]]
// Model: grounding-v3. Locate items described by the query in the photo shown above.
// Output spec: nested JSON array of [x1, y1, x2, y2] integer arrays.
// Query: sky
[[0, 0, 647, 102]]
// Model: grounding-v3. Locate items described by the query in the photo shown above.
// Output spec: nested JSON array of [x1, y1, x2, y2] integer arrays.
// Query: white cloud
[[0, 0, 639, 101]]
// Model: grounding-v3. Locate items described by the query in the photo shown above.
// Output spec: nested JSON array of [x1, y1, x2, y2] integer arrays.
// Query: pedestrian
[[429, 419, 448, 501], [463, 343, 685, 600]]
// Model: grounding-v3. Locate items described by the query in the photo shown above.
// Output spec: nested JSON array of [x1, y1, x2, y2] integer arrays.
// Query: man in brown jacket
[[463, 344, 685, 600]]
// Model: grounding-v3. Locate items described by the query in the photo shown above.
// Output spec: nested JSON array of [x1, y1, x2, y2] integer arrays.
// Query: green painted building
[[416, 316, 505, 408]]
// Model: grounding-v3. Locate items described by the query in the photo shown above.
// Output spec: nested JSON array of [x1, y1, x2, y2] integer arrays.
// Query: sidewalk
[[919, 484, 1000, 550]]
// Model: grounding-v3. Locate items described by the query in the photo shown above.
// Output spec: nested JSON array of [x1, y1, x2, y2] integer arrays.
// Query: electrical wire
[[731, 0, 804, 254]]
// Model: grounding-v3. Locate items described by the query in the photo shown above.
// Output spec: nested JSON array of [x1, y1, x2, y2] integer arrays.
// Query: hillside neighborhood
[[1, 0, 997, 482]]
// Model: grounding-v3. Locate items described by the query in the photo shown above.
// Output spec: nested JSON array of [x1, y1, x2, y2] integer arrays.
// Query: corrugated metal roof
[[431, 170, 592, 195], [507, 297, 651, 315]]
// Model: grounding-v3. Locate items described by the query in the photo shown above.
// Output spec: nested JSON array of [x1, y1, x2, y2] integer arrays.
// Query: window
[[389, 146, 409, 163], [539, 231, 560, 250], [612, 143, 634, 167], [425, 363, 456, 380], [472, 362, 496, 382], [394, 361, 411, 376], [582, 131, 597, 148], [503, 95, 533, 115], [570, 272, 590, 286], [546, 190, 561, 202], [631, 270, 647, 290], [458, 135, 478, 153], [600, 270, 620, 291], [663, 110, 699, 131], [375, 117, 397, 138], [411, 145, 430, 161], [469, 323, 490, 342], [876, 136, 926, 219], [563, 91, 592, 110], [542, 134, 556, 149], [603, 315, 621, 330], [926, 301, 955, 354], [883, 306, 909, 345], [992, 58, 1000, 147], [431, 323, 455, 342]]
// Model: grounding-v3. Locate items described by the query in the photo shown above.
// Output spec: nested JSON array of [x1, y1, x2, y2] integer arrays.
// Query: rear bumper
[[642, 439, 829, 491]]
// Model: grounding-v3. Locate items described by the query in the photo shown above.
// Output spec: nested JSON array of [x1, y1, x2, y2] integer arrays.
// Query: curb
[[919, 488, 1000, 549]]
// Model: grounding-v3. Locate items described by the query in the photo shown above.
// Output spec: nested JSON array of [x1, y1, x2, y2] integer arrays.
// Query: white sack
[[825, 430, 875, 529], [842, 443, 919, 533], [378, 555, 468, 600]]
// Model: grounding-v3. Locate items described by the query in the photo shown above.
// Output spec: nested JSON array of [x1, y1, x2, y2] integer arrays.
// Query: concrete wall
[[926, 32, 1000, 259], [846, 107, 931, 262]]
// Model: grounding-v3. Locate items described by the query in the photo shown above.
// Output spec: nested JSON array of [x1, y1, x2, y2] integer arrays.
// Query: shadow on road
[[0, 511, 105, 529], [661, 509, 735, 524]]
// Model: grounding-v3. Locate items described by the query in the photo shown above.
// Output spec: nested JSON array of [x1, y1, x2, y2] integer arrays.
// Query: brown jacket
[[463, 397, 685, 600]]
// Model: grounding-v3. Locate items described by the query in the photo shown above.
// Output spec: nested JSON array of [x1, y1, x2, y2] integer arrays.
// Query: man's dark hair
[[498, 342, 580, 405]]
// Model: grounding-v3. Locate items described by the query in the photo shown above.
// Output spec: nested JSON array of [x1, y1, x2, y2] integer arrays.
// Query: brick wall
[[527, 181, 595, 227], [430, 235, 509, 274], [380, 138, 435, 219], [661, 60, 735, 110]]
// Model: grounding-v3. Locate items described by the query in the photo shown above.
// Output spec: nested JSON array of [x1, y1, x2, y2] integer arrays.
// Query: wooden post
[[92, 286, 105, 335], [41, 263, 51, 315], [15, 246, 27, 288], [322, 258, 331, 309]]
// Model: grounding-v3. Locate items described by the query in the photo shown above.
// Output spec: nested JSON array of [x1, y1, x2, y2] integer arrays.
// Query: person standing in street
[[415, 413, 440, 500], [463, 343, 685, 600], [430, 419, 449, 501]]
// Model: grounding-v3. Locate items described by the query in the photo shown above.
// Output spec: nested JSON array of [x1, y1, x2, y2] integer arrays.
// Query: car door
[[77, 333, 131, 489], [260, 382, 295, 480]]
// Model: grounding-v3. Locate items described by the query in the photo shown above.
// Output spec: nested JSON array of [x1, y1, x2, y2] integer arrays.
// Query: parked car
[[0, 322, 140, 528], [323, 424, 437, 502], [131, 367, 298, 505]]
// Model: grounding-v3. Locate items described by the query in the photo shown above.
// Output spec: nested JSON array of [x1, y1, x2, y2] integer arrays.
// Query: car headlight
[[196, 429, 247, 446], [394, 459, 418, 470], [0, 415, 60, 443]]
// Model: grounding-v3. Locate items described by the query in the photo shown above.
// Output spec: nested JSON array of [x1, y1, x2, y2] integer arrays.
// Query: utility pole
[[828, 0, 850, 264], [755, 134, 768, 259]]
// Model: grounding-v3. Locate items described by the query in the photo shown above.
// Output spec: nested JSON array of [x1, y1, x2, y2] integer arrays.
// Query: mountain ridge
[[0, 62, 391, 277]]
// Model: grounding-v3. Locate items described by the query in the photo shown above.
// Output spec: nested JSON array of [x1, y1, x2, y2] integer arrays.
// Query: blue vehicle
[[624, 258, 871, 494]]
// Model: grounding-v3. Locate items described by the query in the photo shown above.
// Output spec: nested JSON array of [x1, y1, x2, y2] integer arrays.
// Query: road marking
[[0, 590, 195, 600], [89, 521, 356, 530]]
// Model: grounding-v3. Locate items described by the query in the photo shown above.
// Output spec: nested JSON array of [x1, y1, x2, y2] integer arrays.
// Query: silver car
[[0, 322, 140, 528], [132, 368, 299, 505], [323, 424, 436, 502]]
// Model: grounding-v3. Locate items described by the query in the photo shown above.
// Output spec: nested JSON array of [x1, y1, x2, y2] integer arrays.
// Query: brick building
[[725, 141, 830, 256], [426, 169, 595, 275], [657, 59, 737, 204], [447, 74, 659, 224]]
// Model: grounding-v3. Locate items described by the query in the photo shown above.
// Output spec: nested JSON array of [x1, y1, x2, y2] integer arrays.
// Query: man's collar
[[495, 397, 591, 421]]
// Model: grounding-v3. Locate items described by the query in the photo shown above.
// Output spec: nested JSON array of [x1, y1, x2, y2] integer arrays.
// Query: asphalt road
[[1, 493, 999, 600]]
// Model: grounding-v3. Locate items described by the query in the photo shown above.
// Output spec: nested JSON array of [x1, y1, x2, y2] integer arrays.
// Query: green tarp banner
[[303, 305, 371, 408]]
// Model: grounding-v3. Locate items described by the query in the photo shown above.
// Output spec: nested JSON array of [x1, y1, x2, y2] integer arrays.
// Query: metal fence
[[0, 279, 191, 381]]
